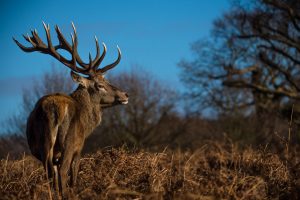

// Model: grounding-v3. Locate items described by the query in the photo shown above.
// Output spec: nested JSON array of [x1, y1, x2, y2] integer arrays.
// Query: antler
[[13, 22, 121, 76]]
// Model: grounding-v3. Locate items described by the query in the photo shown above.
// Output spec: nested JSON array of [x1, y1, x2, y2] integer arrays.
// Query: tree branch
[[223, 79, 300, 99], [259, 51, 300, 91]]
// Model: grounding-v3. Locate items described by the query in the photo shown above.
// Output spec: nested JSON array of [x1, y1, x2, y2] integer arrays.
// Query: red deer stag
[[13, 22, 128, 196]]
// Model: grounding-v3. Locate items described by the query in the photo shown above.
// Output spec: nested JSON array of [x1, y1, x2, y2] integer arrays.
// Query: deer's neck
[[70, 87, 102, 135]]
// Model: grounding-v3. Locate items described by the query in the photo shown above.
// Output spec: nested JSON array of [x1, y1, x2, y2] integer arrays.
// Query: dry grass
[[0, 143, 299, 200]]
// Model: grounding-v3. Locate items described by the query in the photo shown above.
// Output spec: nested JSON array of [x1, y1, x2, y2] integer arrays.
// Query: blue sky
[[0, 0, 229, 125]]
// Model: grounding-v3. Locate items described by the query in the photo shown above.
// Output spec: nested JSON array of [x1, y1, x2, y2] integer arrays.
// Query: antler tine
[[23, 33, 31, 43], [71, 21, 77, 34], [31, 28, 47, 49], [93, 42, 107, 71], [98, 45, 121, 73], [91, 36, 100, 66], [55, 25, 72, 51], [70, 22, 90, 70], [13, 36, 36, 52], [42, 21, 54, 52], [27, 34, 37, 47], [89, 52, 93, 68], [70, 34, 78, 68]]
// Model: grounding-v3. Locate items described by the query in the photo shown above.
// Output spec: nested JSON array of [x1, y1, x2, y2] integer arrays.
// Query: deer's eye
[[95, 83, 106, 91]]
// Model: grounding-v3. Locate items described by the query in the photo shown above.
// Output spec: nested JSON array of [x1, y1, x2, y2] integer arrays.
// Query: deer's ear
[[70, 71, 88, 87]]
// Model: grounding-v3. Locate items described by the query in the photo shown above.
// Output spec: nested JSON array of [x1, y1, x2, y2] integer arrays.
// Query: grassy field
[[0, 143, 299, 200]]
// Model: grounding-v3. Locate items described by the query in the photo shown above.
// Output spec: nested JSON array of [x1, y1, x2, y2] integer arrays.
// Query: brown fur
[[26, 73, 128, 196], [14, 23, 128, 197]]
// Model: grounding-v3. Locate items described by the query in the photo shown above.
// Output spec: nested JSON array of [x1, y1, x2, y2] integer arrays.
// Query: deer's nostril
[[125, 93, 129, 98]]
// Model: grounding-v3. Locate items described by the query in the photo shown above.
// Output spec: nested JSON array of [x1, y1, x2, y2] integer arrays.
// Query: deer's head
[[71, 72, 128, 106], [13, 22, 128, 107]]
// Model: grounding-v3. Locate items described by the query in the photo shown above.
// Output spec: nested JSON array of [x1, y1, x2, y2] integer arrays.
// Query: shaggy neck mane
[[70, 86, 103, 134]]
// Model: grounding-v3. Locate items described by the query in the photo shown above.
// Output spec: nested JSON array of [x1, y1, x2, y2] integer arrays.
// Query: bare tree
[[179, 0, 300, 117], [87, 68, 179, 150]]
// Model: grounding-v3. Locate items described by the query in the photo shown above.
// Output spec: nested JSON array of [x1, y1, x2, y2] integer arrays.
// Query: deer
[[13, 22, 129, 196]]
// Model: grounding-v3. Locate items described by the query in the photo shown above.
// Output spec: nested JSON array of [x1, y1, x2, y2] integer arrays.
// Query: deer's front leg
[[70, 152, 81, 187], [59, 149, 73, 197]]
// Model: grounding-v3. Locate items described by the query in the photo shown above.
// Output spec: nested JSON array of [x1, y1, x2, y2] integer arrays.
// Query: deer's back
[[26, 93, 77, 161]]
